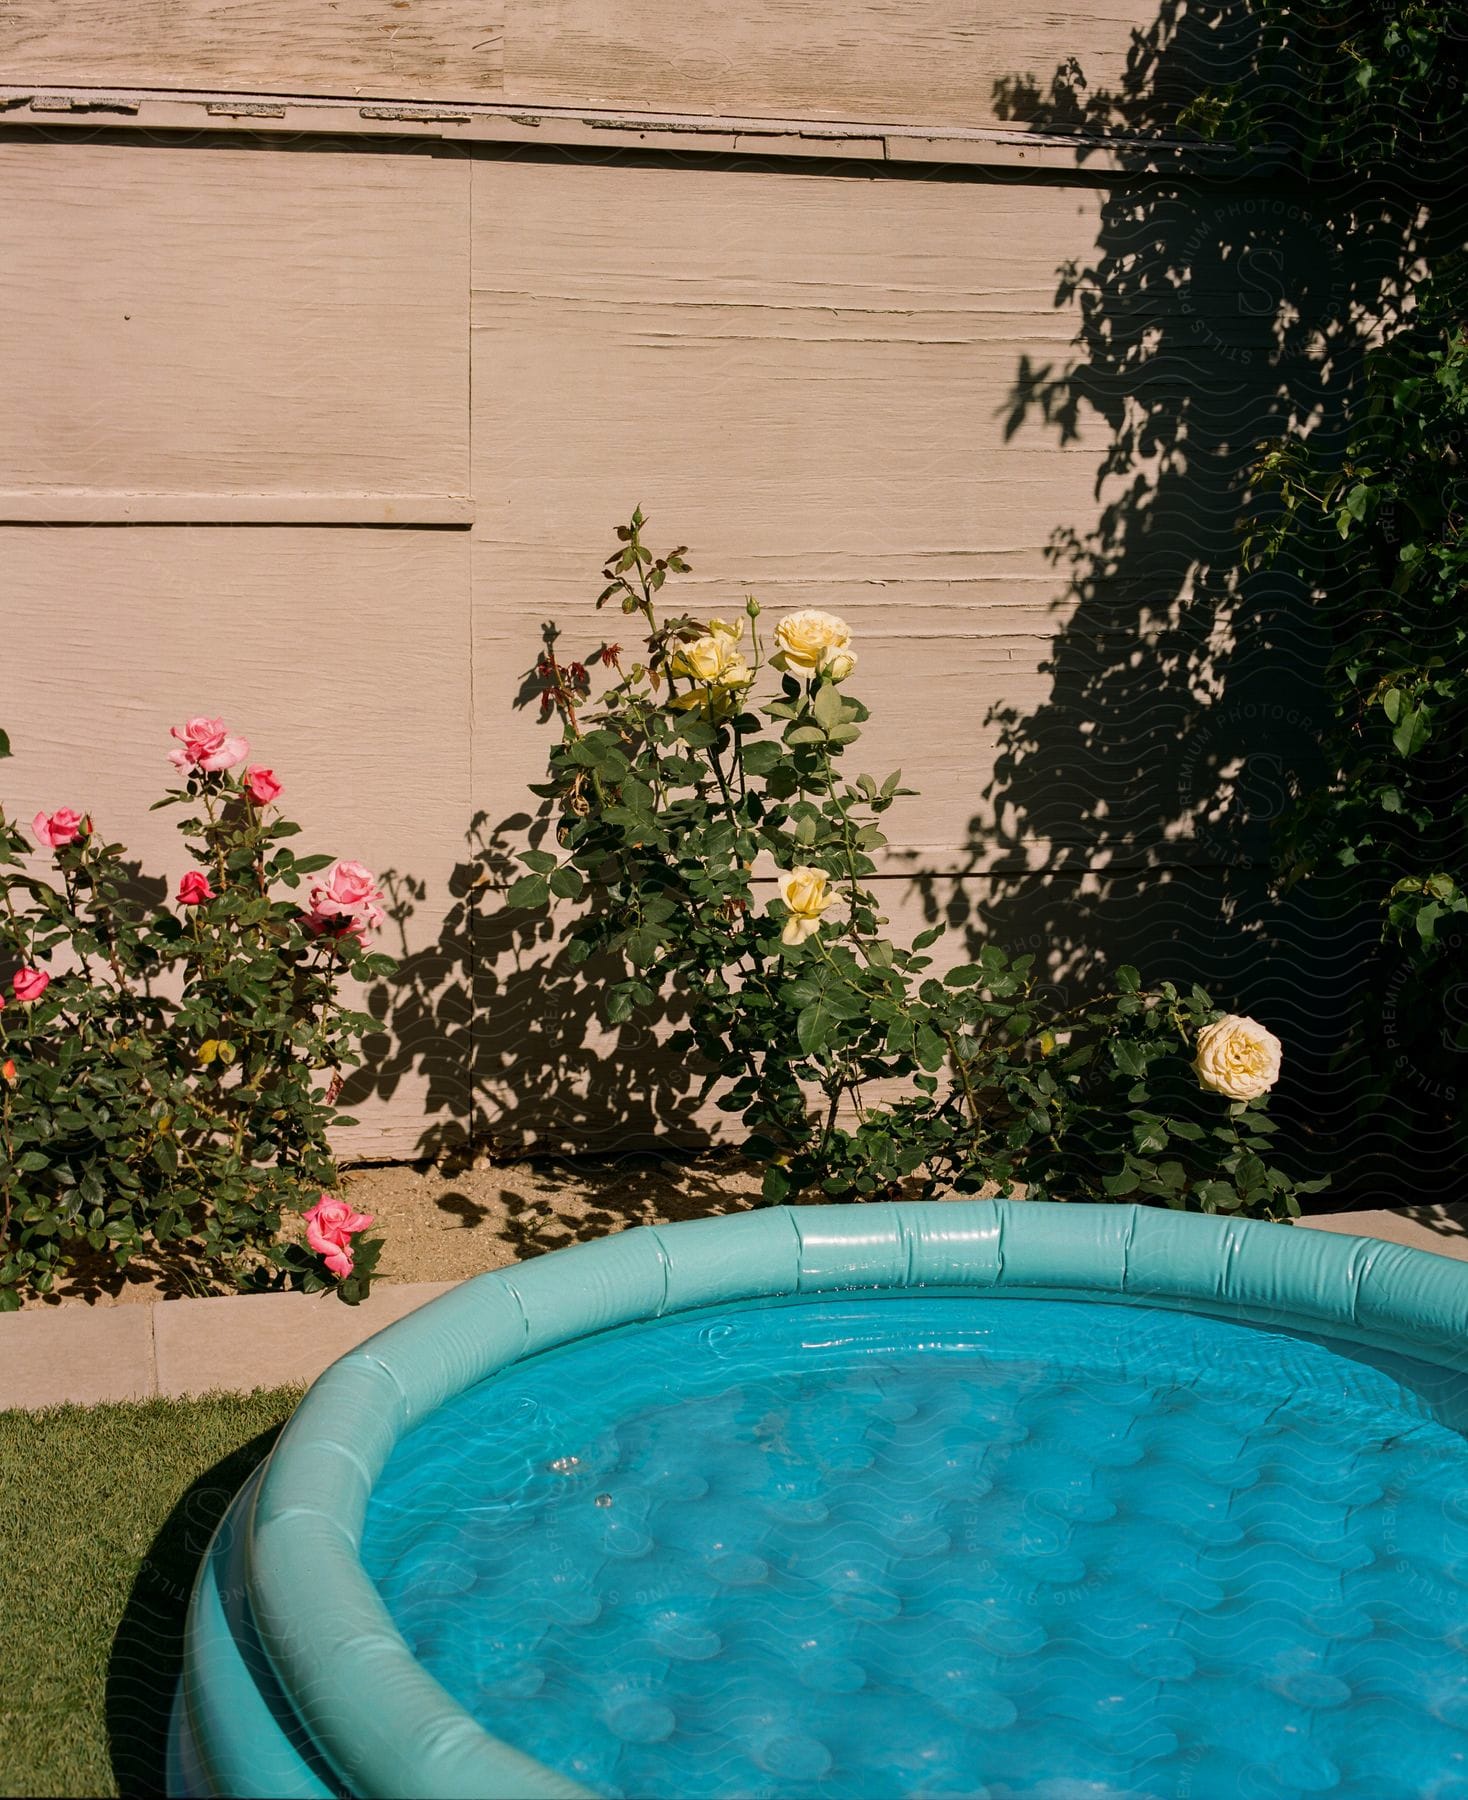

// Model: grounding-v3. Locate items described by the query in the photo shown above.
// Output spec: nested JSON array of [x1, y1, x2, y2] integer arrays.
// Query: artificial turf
[[0, 1386, 302, 1798]]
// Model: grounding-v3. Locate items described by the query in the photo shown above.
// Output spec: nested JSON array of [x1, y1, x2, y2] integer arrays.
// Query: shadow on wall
[[339, 805, 707, 1168], [348, 0, 1462, 1205], [930, 0, 1459, 1204]]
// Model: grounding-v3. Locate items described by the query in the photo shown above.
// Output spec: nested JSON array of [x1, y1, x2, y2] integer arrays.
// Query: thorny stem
[[199, 786, 231, 895], [59, 863, 96, 986], [543, 640, 614, 820], [84, 845, 136, 1000], [541, 639, 586, 741], [707, 735, 742, 836], [821, 742, 874, 944], [0, 1024, 12, 1245], [819, 1084, 841, 1161], [945, 1030, 983, 1125]]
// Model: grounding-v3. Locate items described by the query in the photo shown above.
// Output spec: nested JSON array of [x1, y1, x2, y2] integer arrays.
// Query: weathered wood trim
[[0, 87, 1241, 178], [0, 490, 475, 525]]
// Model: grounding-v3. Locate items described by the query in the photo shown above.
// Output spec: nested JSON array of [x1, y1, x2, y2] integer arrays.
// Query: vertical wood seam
[[467, 142, 478, 1151]]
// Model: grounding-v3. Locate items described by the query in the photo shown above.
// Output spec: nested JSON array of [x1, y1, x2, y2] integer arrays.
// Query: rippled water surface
[[362, 1296, 1468, 1799]]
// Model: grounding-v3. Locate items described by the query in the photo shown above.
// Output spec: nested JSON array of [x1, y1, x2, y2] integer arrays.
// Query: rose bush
[[515, 512, 1326, 1219], [0, 720, 391, 1307]]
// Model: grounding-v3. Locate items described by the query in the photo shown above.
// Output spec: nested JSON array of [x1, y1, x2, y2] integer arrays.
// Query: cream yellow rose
[[667, 619, 753, 712], [771, 609, 853, 676], [1193, 1014, 1283, 1101], [774, 865, 836, 945]]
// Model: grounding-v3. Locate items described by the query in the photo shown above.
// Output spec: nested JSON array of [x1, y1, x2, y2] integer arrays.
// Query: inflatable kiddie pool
[[170, 1201, 1468, 1799]]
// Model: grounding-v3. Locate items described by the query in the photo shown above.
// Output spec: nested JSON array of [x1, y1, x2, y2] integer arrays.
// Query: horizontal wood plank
[[0, 139, 469, 498], [0, 88, 1239, 179], [504, 0, 1180, 130], [0, 0, 1227, 133], [0, 0, 504, 100]]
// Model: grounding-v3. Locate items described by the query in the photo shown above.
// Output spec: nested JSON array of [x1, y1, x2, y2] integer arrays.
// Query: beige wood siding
[[3, 0, 1170, 131], [505, 0, 1164, 129], [462, 154, 1218, 1152], [0, 140, 469, 516], [0, 0, 505, 101]]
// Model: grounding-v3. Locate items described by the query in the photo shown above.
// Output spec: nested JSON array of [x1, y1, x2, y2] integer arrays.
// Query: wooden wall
[[1, 0, 1169, 132], [470, 157, 1113, 869], [0, 7, 1294, 1162]]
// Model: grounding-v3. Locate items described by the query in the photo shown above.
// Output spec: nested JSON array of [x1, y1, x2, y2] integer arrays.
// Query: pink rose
[[243, 766, 282, 806], [303, 859, 386, 944], [32, 808, 85, 849], [303, 1193, 375, 1280], [177, 870, 215, 906], [169, 716, 249, 773], [12, 968, 50, 1004]]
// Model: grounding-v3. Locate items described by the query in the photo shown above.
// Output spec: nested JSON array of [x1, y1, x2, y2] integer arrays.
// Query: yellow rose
[[1193, 1014, 1283, 1101], [771, 609, 852, 675], [775, 865, 836, 945], [668, 630, 747, 687], [820, 645, 858, 683], [669, 683, 748, 716], [667, 621, 753, 712]]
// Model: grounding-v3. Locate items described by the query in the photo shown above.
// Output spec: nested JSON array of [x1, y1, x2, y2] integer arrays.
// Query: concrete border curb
[[0, 1280, 455, 1411]]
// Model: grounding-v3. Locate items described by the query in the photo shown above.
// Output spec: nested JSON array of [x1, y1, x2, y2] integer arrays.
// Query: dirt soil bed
[[348, 1151, 763, 1284]]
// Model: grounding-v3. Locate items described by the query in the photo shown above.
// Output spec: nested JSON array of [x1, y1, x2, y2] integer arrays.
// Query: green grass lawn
[[0, 1387, 302, 1798]]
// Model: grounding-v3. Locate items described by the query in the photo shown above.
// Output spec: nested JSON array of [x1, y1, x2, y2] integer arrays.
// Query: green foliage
[[1178, 0, 1468, 175], [0, 757, 390, 1308], [518, 516, 1325, 1220], [1196, 0, 1468, 1153], [1255, 310, 1468, 953], [1249, 310, 1468, 1146]]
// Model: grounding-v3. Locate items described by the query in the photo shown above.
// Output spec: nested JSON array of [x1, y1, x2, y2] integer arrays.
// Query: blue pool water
[[362, 1296, 1468, 1799]]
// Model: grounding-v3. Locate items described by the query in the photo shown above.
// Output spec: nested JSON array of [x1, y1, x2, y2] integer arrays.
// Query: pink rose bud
[[168, 715, 249, 773], [32, 808, 85, 849], [243, 766, 282, 806], [176, 871, 215, 906], [12, 968, 50, 1004], [302, 1192, 375, 1280]]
